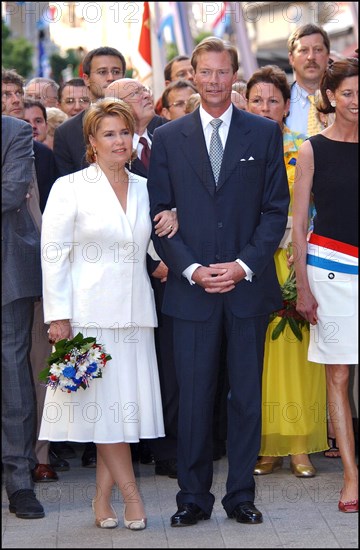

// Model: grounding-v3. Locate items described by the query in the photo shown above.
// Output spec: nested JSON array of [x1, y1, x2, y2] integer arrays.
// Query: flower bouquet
[[269, 244, 309, 342], [39, 332, 112, 393]]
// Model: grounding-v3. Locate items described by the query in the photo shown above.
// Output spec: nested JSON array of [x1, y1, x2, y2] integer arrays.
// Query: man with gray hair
[[25, 77, 59, 108]]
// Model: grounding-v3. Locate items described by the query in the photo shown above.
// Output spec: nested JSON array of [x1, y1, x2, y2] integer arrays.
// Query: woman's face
[[247, 82, 290, 127], [327, 75, 358, 123], [89, 115, 133, 168]]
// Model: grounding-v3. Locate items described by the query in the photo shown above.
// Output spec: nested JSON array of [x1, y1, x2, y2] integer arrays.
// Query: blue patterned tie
[[209, 119, 223, 185]]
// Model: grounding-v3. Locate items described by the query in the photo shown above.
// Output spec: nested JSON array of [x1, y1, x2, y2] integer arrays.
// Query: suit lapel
[[216, 108, 252, 191], [180, 110, 215, 197]]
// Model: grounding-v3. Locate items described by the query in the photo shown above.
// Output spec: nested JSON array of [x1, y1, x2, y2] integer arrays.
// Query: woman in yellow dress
[[246, 66, 328, 476]]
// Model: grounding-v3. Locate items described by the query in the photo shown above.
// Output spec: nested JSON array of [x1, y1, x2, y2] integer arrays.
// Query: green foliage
[[2, 21, 34, 78], [165, 42, 179, 62], [269, 243, 309, 342], [50, 48, 82, 83], [194, 31, 213, 45]]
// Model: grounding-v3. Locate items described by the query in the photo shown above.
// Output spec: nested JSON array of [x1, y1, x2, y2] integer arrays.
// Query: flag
[[212, 2, 232, 37], [229, 2, 258, 80], [139, 2, 152, 66], [171, 2, 194, 56], [158, 14, 175, 47]]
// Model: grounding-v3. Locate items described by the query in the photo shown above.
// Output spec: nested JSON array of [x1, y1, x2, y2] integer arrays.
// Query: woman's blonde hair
[[45, 107, 68, 137], [83, 98, 136, 164], [185, 93, 201, 114]]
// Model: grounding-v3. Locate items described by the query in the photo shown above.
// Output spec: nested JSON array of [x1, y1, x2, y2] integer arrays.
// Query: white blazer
[[41, 165, 157, 329]]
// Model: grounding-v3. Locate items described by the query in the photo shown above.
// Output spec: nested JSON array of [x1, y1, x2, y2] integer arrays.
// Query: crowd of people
[[1, 22, 358, 528]]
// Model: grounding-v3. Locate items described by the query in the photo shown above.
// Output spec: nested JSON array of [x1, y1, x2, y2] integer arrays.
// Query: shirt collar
[[134, 129, 150, 148], [293, 81, 314, 100], [199, 103, 233, 130]]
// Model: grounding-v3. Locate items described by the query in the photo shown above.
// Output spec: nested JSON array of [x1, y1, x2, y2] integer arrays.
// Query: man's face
[[194, 51, 236, 113], [25, 81, 59, 107], [83, 55, 124, 100], [2, 83, 24, 117], [60, 85, 91, 117], [162, 86, 196, 121], [169, 59, 195, 84], [289, 33, 329, 89], [24, 105, 48, 142], [105, 79, 155, 127]]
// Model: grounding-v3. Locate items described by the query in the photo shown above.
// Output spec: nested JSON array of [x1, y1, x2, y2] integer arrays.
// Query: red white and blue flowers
[[39, 332, 111, 392]]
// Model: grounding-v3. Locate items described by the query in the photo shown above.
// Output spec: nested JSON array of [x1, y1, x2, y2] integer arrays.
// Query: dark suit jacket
[[2, 116, 42, 305], [148, 114, 168, 134], [148, 107, 289, 321], [53, 110, 87, 176], [33, 140, 59, 212]]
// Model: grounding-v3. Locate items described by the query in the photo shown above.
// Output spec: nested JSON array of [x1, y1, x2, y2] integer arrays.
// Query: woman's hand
[[48, 320, 72, 344], [153, 209, 178, 238], [296, 290, 318, 325]]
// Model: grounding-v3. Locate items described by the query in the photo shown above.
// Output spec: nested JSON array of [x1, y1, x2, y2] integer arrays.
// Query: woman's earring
[[330, 100, 336, 107], [129, 158, 132, 170], [92, 147, 97, 160]]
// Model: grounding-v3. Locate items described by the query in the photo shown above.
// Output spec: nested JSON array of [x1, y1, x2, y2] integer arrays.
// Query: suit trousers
[[146, 278, 178, 461], [173, 298, 268, 516], [30, 299, 52, 464], [2, 298, 37, 497]]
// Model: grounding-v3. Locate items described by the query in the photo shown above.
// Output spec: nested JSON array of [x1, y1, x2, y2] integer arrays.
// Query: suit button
[[215, 254, 220, 260], [217, 222, 223, 228], [328, 272, 335, 279]]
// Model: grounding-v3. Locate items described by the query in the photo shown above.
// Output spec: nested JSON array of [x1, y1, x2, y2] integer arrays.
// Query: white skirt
[[39, 326, 165, 443], [307, 237, 358, 364]]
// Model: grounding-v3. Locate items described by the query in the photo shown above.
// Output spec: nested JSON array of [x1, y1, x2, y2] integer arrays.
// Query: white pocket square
[[240, 156, 255, 161]]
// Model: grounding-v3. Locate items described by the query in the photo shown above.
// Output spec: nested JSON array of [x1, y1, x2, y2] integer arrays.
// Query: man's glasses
[[168, 100, 187, 109], [63, 97, 91, 105], [91, 69, 123, 77], [121, 86, 152, 101]]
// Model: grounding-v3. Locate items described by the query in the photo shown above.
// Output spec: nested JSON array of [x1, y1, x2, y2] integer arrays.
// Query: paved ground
[[2, 447, 358, 548]]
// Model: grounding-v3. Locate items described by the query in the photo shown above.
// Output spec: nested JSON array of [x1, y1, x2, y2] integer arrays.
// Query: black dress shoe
[[155, 458, 177, 479], [171, 503, 210, 527], [81, 443, 97, 468], [9, 489, 45, 519], [49, 448, 70, 471], [50, 441, 76, 459], [228, 502, 263, 524]]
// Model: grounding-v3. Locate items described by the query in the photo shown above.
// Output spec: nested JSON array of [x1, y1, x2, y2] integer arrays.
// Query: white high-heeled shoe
[[123, 508, 147, 530], [92, 499, 118, 529]]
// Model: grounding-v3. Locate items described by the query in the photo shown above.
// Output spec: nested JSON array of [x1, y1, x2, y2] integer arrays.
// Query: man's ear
[[161, 107, 171, 121], [288, 53, 295, 70]]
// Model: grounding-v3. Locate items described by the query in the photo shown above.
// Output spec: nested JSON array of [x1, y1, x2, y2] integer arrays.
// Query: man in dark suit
[[2, 68, 62, 482], [2, 115, 44, 518], [147, 37, 289, 526], [105, 79, 178, 478]]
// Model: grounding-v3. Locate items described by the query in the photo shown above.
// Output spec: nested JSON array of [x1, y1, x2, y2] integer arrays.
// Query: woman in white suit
[[39, 99, 173, 529]]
